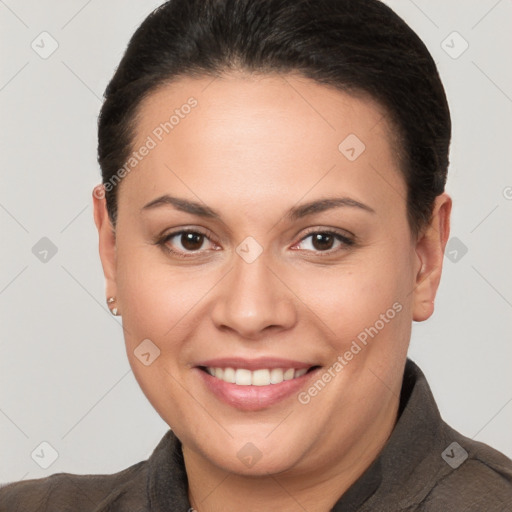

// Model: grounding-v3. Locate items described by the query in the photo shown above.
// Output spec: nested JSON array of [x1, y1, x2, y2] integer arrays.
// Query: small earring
[[107, 296, 120, 316]]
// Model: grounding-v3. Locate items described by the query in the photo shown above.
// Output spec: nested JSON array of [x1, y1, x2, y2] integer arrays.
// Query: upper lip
[[195, 357, 317, 371]]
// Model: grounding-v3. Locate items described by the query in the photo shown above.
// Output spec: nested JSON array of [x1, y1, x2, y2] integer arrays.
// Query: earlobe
[[412, 193, 452, 322], [92, 185, 118, 296]]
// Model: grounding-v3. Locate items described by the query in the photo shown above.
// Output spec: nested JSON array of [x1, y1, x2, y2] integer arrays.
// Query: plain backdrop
[[1, 0, 511, 484]]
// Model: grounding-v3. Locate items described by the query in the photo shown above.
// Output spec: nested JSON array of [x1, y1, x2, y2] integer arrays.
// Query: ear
[[412, 193, 452, 322], [92, 185, 117, 298]]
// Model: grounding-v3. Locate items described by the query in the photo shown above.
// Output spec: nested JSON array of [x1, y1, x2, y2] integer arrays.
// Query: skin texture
[[93, 72, 451, 512]]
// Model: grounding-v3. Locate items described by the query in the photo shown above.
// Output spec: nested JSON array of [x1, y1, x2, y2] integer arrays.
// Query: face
[[94, 72, 449, 479]]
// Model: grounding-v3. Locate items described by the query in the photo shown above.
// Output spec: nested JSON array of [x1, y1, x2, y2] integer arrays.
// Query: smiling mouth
[[199, 366, 320, 386]]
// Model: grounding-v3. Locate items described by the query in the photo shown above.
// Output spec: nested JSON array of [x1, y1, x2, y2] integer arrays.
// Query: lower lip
[[196, 368, 320, 411]]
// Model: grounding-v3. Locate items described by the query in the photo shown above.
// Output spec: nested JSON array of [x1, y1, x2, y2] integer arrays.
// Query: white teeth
[[205, 366, 312, 385], [223, 367, 236, 383], [284, 368, 295, 380], [235, 368, 252, 385], [252, 369, 270, 386], [270, 368, 284, 384]]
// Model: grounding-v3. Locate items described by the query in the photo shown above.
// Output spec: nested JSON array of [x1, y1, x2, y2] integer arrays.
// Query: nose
[[211, 252, 297, 340]]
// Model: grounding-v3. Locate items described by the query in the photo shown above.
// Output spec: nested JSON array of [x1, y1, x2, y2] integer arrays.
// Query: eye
[[157, 229, 219, 258], [292, 230, 354, 254]]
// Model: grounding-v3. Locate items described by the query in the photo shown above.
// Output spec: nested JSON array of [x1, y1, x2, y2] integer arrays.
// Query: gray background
[[1, 0, 511, 484]]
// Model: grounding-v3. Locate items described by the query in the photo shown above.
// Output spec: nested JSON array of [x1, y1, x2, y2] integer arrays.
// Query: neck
[[183, 397, 399, 512]]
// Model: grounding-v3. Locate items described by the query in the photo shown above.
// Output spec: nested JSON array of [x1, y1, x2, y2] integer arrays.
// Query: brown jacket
[[1, 359, 512, 511]]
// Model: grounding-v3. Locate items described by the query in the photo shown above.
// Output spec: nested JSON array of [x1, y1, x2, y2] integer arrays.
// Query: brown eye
[[293, 230, 354, 254], [158, 229, 216, 257], [311, 233, 335, 251], [180, 232, 205, 251]]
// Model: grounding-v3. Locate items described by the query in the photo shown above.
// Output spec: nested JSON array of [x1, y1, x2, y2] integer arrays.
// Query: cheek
[[115, 237, 181, 320], [297, 240, 415, 355], [116, 257, 163, 340], [114, 248, 197, 421], [114, 243, 220, 362]]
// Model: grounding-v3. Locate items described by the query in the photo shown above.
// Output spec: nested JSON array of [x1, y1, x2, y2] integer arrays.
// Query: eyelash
[[293, 228, 355, 255], [155, 228, 355, 259], [156, 229, 219, 259]]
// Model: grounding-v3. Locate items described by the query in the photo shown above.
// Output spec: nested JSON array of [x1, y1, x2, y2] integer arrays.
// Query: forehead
[[136, 72, 392, 147], [122, 72, 406, 220]]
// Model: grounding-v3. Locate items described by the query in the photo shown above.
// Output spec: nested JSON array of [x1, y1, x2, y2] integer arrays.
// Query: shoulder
[[389, 360, 512, 512], [0, 460, 147, 512], [419, 431, 512, 512]]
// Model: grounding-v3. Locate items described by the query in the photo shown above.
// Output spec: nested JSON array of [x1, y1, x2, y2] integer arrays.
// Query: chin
[[214, 448, 301, 477], [185, 430, 309, 477]]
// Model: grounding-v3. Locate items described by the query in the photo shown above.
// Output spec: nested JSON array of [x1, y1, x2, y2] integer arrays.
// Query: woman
[[1, 0, 511, 510]]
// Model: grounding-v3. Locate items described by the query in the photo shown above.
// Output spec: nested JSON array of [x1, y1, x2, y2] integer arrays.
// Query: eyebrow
[[286, 197, 375, 220], [141, 195, 375, 220], [142, 195, 220, 219]]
